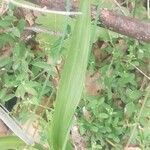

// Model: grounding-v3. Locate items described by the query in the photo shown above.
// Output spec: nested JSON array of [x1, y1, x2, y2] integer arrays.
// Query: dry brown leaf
[[124, 147, 141, 150], [92, 40, 109, 64], [0, 0, 8, 16], [0, 120, 9, 136], [85, 71, 101, 96], [35, 96, 53, 115], [71, 125, 86, 150], [0, 46, 12, 60], [22, 118, 40, 142], [23, 9, 35, 26]]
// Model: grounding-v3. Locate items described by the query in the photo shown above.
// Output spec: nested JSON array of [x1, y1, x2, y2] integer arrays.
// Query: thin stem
[[132, 0, 138, 17], [7, 0, 82, 16], [147, 0, 150, 19], [129, 62, 150, 80], [113, 0, 127, 15], [125, 86, 150, 148], [0, 26, 63, 36], [106, 139, 116, 147], [25, 27, 63, 36]]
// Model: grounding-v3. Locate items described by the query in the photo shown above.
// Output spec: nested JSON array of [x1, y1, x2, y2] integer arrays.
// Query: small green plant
[[0, 0, 150, 150]]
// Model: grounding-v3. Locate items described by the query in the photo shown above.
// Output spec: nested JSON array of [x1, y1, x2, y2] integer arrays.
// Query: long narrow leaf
[[50, 0, 91, 149], [0, 105, 34, 145], [0, 136, 46, 150], [0, 136, 25, 150]]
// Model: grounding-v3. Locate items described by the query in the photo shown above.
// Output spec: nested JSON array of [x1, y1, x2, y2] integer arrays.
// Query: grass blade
[[0, 136, 25, 150], [50, 0, 91, 149], [0, 136, 46, 150], [0, 105, 34, 145]]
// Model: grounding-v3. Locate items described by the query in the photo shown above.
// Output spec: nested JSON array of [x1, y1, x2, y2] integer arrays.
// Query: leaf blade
[[50, 1, 91, 149]]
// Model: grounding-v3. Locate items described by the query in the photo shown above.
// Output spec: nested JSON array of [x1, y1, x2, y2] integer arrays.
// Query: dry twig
[[99, 9, 150, 42], [6, 0, 82, 15]]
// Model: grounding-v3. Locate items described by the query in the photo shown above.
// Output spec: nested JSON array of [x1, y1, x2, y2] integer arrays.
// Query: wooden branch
[[99, 9, 150, 42], [13, 0, 150, 42]]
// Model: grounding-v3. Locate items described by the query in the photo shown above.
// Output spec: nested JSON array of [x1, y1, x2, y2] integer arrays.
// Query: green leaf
[[11, 27, 21, 38], [125, 102, 135, 117], [15, 84, 25, 99], [0, 136, 25, 150], [17, 19, 26, 32], [0, 136, 45, 150], [36, 13, 72, 32], [50, 1, 91, 149], [2, 94, 15, 103], [99, 113, 109, 119], [141, 107, 150, 118], [13, 43, 26, 60], [91, 126, 99, 132], [0, 57, 12, 67], [0, 15, 16, 28], [23, 83, 38, 96], [0, 89, 7, 100], [92, 0, 115, 9], [98, 27, 119, 41], [118, 72, 136, 86], [0, 34, 14, 47], [126, 88, 142, 101], [32, 61, 51, 71]]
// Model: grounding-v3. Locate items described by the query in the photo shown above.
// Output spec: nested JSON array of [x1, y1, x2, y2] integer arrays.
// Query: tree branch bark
[[17, 0, 150, 42], [99, 9, 150, 42]]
